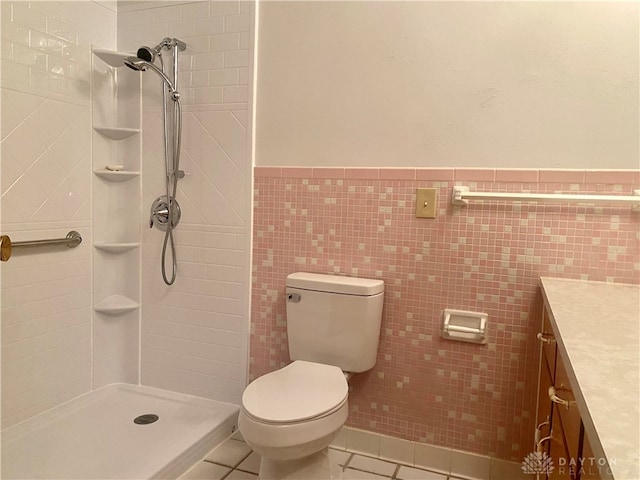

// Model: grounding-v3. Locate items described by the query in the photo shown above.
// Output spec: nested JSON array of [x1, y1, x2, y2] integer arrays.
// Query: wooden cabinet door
[[541, 308, 557, 380], [537, 301, 579, 480], [554, 351, 581, 472], [536, 354, 554, 455]]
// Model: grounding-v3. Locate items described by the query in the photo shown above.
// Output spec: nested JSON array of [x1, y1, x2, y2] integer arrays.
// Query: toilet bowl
[[238, 361, 348, 479], [240, 273, 384, 479]]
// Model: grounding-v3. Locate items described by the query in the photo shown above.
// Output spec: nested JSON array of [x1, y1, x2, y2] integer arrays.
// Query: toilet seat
[[242, 360, 348, 424]]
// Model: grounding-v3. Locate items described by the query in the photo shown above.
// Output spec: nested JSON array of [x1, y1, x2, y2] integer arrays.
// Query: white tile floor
[[181, 433, 475, 480]]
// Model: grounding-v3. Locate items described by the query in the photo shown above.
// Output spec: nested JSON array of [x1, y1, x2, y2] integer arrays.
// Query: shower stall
[[0, 1, 253, 478]]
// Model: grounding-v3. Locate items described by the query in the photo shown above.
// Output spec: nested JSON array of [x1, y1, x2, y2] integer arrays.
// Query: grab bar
[[452, 186, 640, 209], [0, 231, 82, 262]]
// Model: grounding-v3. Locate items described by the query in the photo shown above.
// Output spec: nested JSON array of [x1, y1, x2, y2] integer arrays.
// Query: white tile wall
[[1, 90, 91, 224], [3, 0, 251, 427], [118, 0, 253, 403], [2, 0, 250, 427], [0, 224, 93, 427], [139, 225, 248, 403], [1, 1, 116, 427], [1, 1, 115, 103]]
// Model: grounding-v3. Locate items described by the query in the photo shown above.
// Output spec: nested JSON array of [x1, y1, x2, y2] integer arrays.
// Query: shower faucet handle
[[149, 196, 181, 231]]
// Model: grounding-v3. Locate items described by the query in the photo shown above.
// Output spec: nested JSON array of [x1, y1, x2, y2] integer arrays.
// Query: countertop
[[540, 277, 640, 480]]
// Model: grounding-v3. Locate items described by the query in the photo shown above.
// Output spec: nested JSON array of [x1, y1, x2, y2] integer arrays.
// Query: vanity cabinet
[[537, 277, 639, 480], [535, 305, 602, 480]]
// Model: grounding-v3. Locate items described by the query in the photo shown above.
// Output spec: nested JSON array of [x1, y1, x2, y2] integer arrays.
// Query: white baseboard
[[331, 427, 527, 480]]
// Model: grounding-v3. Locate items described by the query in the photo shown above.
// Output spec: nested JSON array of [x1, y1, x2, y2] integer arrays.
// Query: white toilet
[[238, 272, 384, 479]]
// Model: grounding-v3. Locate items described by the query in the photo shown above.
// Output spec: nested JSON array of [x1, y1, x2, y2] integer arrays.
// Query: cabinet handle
[[535, 419, 550, 444], [536, 434, 552, 453], [548, 386, 571, 409], [537, 332, 556, 344]]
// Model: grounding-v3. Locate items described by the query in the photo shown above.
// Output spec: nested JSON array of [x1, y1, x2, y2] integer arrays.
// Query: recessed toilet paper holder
[[441, 309, 488, 344]]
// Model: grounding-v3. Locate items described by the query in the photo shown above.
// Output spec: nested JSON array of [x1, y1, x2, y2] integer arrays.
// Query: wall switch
[[416, 188, 437, 218]]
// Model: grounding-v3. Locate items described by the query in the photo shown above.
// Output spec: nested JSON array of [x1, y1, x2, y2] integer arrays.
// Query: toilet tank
[[286, 272, 384, 373]]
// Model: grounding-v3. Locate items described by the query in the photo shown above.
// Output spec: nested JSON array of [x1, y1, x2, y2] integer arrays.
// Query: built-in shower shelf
[[93, 49, 131, 68], [93, 169, 140, 182], [94, 126, 140, 140], [94, 295, 140, 316], [94, 242, 140, 253]]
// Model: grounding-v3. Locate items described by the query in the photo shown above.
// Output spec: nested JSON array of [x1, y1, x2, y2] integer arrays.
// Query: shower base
[[1, 383, 239, 479]]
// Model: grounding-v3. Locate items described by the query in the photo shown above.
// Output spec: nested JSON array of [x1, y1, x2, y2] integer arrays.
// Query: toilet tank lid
[[287, 272, 384, 296]]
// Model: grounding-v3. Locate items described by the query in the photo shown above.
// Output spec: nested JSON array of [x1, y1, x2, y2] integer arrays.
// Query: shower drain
[[133, 414, 159, 425]]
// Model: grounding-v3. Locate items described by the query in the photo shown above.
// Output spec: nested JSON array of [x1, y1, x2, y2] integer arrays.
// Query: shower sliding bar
[[452, 186, 640, 210], [0, 231, 82, 262]]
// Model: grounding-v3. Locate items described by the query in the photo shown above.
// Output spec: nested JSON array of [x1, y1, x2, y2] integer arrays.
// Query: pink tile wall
[[251, 167, 640, 461]]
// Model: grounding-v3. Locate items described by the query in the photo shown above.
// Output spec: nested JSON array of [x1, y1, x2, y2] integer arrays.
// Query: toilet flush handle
[[287, 293, 301, 303]]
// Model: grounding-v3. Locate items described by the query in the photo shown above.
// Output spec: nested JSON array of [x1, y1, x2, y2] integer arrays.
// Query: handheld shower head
[[124, 57, 147, 71], [123, 56, 179, 97], [136, 46, 156, 63]]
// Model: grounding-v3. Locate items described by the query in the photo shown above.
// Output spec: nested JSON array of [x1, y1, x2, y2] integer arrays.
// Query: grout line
[[344, 464, 396, 478], [236, 466, 259, 475], [206, 460, 234, 468], [341, 467, 390, 479], [233, 451, 252, 469], [342, 452, 354, 470], [219, 465, 234, 480], [391, 463, 401, 479]]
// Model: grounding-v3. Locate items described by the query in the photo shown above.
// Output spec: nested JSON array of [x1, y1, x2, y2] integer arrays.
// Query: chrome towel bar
[[452, 186, 640, 209], [0, 231, 82, 262]]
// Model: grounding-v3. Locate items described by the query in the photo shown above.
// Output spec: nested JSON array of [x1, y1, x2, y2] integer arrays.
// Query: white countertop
[[540, 277, 640, 480]]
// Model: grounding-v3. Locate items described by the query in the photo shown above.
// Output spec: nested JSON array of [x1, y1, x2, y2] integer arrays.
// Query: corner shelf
[[94, 295, 140, 316], [94, 126, 140, 140], [94, 242, 140, 254], [91, 46, 143, 385], [93, 169, 140, 182], [93, 49, 131, 68]]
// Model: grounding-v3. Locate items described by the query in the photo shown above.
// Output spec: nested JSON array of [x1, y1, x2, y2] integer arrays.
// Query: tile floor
[[182, 432, 473, 480]]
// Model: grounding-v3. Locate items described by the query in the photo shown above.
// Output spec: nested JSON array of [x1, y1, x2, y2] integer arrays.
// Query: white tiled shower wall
[[1, 1, 116, 427], [1, 0, 253, 426], [118, 1, 252, 403]]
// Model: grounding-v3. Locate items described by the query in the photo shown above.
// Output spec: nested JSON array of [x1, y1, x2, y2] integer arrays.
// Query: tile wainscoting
[[250, 167, 640, 462]]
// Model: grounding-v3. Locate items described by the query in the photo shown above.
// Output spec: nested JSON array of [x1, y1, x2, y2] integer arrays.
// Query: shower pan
[[125, 37, 187, 286]]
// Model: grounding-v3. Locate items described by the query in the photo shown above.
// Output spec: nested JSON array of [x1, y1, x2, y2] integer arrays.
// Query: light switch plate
[[416, 188, 437, 218]]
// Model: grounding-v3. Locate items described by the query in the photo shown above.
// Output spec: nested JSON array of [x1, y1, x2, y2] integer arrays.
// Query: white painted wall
[[255, 1, 639, 169]]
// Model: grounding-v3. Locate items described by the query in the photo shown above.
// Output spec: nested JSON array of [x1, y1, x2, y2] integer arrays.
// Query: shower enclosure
[[1, 38, 242, 479], [1, 1, 253, 476]]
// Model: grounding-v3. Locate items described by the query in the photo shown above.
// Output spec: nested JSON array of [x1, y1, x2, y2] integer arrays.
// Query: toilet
[[238, 272, 384, 479]]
